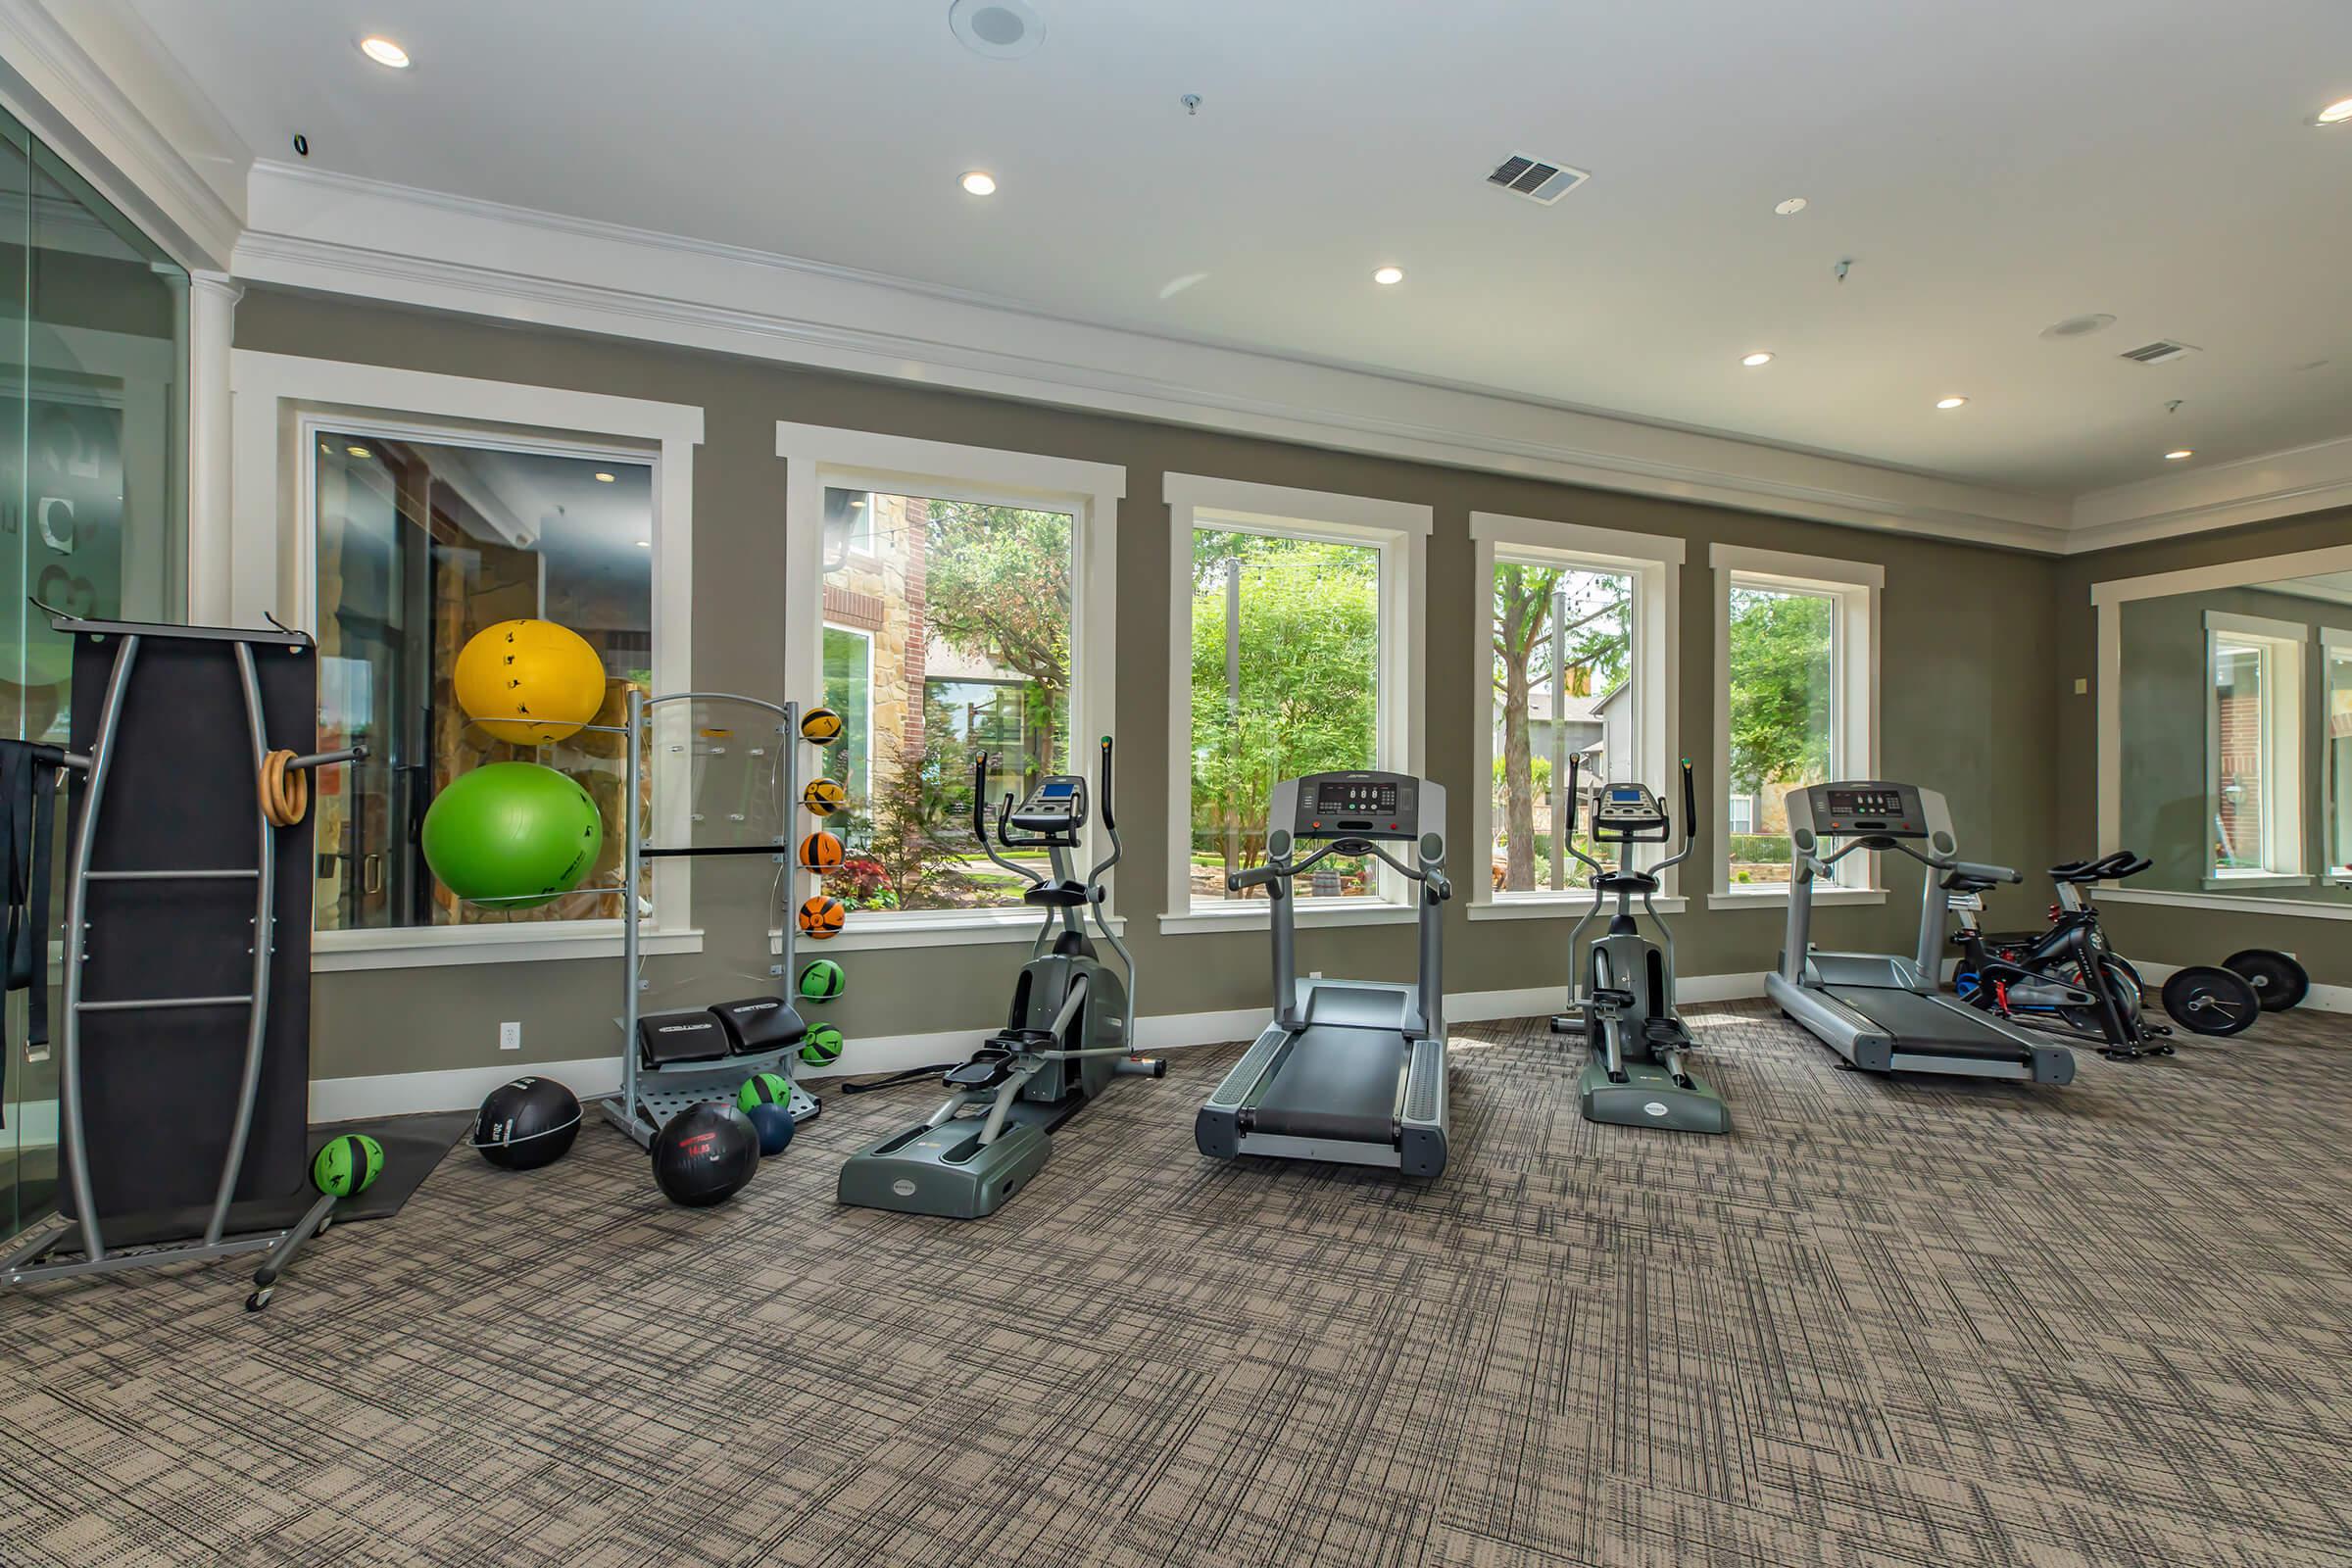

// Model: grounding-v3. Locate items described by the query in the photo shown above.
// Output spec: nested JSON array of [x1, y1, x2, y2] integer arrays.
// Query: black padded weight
[[636, 1008, 729, 1067], [707, 995, 807, 1054]]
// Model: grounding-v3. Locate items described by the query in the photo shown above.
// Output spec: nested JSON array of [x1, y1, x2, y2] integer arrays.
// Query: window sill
[[1159, 900, 1415, 935], [767, 908, 1127, 953], [1706, 887, 1886, 910], [313, 922, 705, 972], [2203, 873, 2313, 890], [1468, 896, 1687, 921]]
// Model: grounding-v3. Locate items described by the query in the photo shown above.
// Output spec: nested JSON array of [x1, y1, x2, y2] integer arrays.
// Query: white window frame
[[2204, 610, 2308, 886], [1162, 474, 1430, 934], [2327, 628, 2352, 884], [1708, 543, 1882, 909], [778, 422, 1123, 950], [1466, 513, 1681, 921], [225, 351, 704, 971]]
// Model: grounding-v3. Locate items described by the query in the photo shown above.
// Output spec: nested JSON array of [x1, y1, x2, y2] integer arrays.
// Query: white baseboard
[[2128, 960, 2352, 1015], [302, 973, 1777, 1121]]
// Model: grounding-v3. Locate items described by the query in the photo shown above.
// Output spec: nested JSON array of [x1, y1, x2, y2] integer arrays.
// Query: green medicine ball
[[312, 1133, 384, 1198], [800, 1024, 846, 1067], [738, 1071, 795, 1111], [797, 958, 847, 1004]]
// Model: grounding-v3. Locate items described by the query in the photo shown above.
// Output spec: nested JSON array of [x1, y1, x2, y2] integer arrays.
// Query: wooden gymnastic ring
[[259, 750, 310, 828]]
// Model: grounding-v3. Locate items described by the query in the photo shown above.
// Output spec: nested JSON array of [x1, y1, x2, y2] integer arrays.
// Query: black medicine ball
[[650, 1102, 760, 1207], [471, 1076, 582, 1171]]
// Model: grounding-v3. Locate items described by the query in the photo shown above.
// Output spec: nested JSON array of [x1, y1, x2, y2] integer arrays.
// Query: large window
[[1490, 560, 1632, 895], [818, 484, 1073, 914], [312, 430, 653, 932], [1190, 528, 1383, 905], [1163, 475, 1427, 924], [2205, 612, 2304, 880], [1710, 546, 1878, 902], [1724, 583, 1837, 888]]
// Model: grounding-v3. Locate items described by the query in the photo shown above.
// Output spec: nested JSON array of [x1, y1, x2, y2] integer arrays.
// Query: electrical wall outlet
[[499, 1021, 521, 1051], [2073, 677, 2088, 695]]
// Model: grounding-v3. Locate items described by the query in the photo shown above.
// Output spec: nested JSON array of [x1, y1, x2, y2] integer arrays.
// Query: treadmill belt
[[1250, 1026, 1403, 1143], [1825, 986, 2034, 1061]]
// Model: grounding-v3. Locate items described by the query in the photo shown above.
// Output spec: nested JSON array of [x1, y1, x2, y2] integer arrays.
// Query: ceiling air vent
[[2118, 339, 2198, 365], [1487, 153, 1590, 205]]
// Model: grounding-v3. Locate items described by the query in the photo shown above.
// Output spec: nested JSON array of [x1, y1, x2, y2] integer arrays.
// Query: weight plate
[[2161, 965, 2260, 1037], [2224, 949, 2309, 1012]]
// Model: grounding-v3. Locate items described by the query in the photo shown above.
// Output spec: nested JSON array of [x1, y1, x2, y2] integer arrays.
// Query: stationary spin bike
[[1547, 757, 1729, 1134], [836, 737, 1163, 1218]]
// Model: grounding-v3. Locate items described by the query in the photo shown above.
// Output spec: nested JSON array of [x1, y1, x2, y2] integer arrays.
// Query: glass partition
[[2116, 572, 2352, 903], [0, 103, 189, 1239]]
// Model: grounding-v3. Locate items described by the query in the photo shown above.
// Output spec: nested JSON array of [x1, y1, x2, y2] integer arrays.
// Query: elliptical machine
[[1547, 757, 1729, 1134], [837, 736, 1162, 1219]]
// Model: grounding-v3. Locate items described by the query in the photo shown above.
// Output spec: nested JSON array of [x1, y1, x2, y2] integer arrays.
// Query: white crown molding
[[229, 161, 2082, 553], [2064, 431, 2352, 556], [0, 0, 245, 269]]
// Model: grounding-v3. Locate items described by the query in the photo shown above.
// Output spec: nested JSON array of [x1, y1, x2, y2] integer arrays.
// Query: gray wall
[[2056, 502, 2352, 986], [236, 288, 2068, 1082]]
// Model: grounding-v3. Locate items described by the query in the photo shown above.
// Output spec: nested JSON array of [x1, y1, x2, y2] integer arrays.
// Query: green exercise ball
[[421, 761, 604, 909], [312, 1133, 384, 1198]]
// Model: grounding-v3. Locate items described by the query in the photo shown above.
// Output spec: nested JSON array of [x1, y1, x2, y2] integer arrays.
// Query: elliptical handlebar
[[1560, 753, 1606, 878], [969, 751, 1047, 889], [1083, 736, 1121, 890], [1653, 759, 1700, 874]]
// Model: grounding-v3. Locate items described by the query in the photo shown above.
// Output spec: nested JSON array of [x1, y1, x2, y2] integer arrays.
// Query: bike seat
[[1941, 870, 1998, 893]]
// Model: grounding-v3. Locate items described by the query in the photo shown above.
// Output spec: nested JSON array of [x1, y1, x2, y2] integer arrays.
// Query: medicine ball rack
[[2, 614, 362, 1307], [591, 687, 821, 1147]]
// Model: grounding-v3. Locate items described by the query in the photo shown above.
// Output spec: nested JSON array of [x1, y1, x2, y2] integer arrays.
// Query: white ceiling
[[128, 0, 2352, 496]]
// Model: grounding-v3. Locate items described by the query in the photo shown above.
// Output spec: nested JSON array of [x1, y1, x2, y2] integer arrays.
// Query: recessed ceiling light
[[2164, 449, 2194, 461], [635, 539, 652, 548], [345, 444, 372, 458], [1774, 197, 1807, 216], [1372, 265, 1404, 286], [593, 471, 615, 483], [1740, 352, 1774, 368], [2313, 96, 2352, 126], [960, 171, 998, 196], [358, 36, 411, 70], [1936, 396, 1968, 410]]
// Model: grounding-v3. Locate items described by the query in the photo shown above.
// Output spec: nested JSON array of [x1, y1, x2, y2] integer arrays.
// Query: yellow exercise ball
[[454, 619, 608, 745]]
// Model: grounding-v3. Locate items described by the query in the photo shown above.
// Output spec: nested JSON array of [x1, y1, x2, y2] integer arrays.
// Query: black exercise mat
[[42, 1110, 467, 1251]]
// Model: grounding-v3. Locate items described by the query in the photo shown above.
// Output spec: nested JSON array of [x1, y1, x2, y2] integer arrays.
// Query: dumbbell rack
[[1, 615, 361, 1309], [601, 688, 820, 1147]]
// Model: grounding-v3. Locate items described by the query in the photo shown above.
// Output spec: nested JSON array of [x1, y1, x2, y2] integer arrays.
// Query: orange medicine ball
[[797, 895, 846, 939]]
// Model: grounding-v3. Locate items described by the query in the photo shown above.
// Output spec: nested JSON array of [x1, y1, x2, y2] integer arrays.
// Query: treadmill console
[[1005, 775, 1088, 842], [1785, 780, 1957, 854], [1267, 771, 1447, 867], [1291, 771, 1421, 840]]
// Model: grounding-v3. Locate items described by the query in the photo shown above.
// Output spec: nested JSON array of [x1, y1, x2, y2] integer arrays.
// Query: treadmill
[[1764, 780, 2076, 1085], [1196, 771, 1453, 1176]]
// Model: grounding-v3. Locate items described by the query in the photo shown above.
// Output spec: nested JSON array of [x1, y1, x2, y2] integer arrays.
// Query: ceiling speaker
[[951, 0, 1045, 59]]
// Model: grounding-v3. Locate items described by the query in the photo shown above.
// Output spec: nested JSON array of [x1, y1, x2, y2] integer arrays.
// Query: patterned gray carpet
[[2, 1002, 2349, 1567]]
